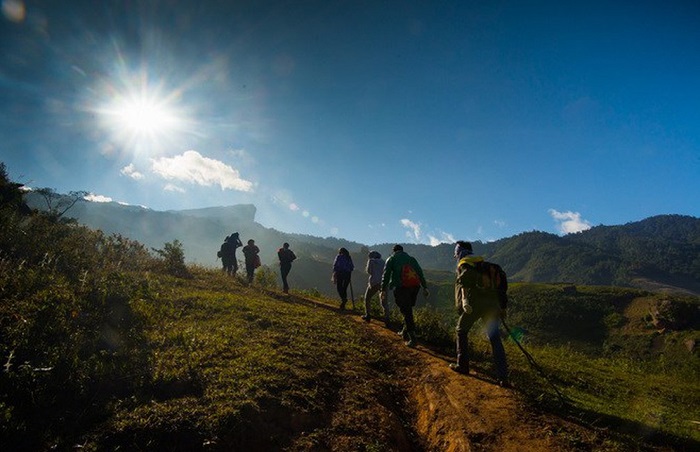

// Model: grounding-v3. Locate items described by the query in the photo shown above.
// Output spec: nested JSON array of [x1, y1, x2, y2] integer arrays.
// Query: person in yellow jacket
[[450, 241, 509, 387]]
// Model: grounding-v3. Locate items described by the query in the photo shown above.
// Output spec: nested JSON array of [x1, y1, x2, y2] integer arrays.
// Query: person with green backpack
[[380, 244, 429, 347]]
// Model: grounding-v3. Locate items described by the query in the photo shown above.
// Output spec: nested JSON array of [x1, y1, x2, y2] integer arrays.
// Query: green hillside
[[3, 166, 699, 450]]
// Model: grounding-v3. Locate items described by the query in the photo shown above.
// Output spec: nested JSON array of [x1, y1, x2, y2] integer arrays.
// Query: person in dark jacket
[[277, 242, 297, 294], [332, 247, 354, 310], [242, 239, 260, 284], [380, 245, 429, 347], [220, 232, 243, 276]]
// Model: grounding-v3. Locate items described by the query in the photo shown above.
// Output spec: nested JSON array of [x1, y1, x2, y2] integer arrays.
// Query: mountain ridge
[[23, 192, 700, 295]]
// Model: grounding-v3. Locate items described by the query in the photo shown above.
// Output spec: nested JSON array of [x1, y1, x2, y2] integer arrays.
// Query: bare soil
[[360, 318, 591, 451]]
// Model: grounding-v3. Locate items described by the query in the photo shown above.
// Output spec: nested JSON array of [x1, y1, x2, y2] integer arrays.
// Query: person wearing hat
[[380, 244, 429, 347], [362, 250, 386, 324], [450, 241, 510, 387]]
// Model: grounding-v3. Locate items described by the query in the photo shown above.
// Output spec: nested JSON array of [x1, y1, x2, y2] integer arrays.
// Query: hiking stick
[[349, 278, 355, 309], [501, 318, 569, 406]]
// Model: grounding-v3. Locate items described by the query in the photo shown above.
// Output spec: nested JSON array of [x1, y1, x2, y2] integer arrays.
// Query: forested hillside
[[22, 182, 700, 295]]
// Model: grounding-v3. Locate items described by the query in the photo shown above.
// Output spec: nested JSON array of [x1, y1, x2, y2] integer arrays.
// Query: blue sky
[[1, 0, 698, 246]]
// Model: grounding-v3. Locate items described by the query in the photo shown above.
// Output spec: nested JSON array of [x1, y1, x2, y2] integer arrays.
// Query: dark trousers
[[394, 286, 420, 333], [456, 298, 508, 380], [222, 255, 238, 275], [245, 262, 255, 283], [280, 263, 292, 292], [335, 271, 352, 303]]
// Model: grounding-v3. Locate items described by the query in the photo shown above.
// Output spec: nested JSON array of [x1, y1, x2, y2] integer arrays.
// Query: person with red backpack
[[380, 244, 429, 347], [450, 241, 510, 387]]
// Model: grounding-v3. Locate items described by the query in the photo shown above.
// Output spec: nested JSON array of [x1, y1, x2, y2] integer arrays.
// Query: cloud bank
[[549, 209, 592, 234]]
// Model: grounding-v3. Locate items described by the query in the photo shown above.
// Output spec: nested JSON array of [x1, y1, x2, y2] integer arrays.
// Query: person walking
[[450, 241, 510, 387], [242, 239, 260, 284], [220, 232, 243, 276], [362, 250, 387, 324], [332, 247, 354, 310], [277, 242, 297, 294], [380, 245, 429, 347]]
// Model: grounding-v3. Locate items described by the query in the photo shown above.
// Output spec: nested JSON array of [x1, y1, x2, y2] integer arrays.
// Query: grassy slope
[[88, 269, 421, 451], [82, 270, 699, 451]]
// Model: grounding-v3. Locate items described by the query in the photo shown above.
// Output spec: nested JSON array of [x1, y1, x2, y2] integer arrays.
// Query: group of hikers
[[218, 232, 297, 291], [218, 234, 510, 387]]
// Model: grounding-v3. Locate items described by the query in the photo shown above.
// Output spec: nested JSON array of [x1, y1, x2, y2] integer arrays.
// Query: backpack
[[400, 263, 422, 287], [460, 260, 508, 309]]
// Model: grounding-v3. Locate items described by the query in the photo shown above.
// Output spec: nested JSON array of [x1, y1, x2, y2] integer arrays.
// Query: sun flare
[[111, 96, 180, 136], [91, 70, 191, 156]]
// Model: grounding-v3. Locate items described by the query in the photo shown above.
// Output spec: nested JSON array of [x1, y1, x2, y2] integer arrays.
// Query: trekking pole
[[349, 278, 355, 310], [501, 318, 569, 406]]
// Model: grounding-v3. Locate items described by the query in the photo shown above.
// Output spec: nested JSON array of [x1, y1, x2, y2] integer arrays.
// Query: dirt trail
[[278, 291, 600, 451], [361, 319, 573, 451]]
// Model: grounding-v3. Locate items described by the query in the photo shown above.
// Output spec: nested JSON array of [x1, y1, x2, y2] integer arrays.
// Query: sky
[[1, 0, 699, 246]]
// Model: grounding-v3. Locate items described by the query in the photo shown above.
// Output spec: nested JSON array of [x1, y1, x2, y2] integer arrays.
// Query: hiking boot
[[361, 315, 371, 323], [339, 301, 346, 311], [449, 363, 469, 374], [405, 331, 417, 347], [498, 379, 512, 389]]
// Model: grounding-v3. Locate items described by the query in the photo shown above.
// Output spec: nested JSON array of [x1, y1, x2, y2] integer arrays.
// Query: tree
[[0, 162, 30, 214], [34, 187, 88, 221]]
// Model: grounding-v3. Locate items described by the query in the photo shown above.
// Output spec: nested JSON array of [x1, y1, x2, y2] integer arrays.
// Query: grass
[[80, 269, 421, 451]]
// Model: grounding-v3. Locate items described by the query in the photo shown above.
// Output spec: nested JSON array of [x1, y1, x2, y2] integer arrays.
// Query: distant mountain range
[[24, 193, 700, 295]]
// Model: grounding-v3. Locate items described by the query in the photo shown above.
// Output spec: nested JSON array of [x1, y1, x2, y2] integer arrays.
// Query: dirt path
[[359, 318, 576, 451], [276, 291, 601, 451]]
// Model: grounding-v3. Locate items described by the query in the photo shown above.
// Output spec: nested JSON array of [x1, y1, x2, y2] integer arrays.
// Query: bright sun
[[112, 97, 179, 135], [92, 72, 189, 155]]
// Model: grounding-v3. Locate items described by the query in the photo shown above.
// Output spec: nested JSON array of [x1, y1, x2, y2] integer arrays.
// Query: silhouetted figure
[[332, 247, 354, 310], [380, 245, 429, 347], [220, 232, 243, 276], [277, 242, 297, 294], [242, 239, 260, 284], [362, 251, 387, 324]]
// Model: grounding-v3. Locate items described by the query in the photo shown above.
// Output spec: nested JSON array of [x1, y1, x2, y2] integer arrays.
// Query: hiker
[[332, 247, 354, 310], [450, 241, 510, 387], [220, 232, 243, 276], [277, 242, 297, 294], [242, 239, 260, 284], [380, 244, 429, 347], [362, 250, 387, 324]]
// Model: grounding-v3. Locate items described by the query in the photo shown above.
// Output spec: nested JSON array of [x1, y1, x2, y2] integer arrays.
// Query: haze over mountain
[[24, 192, 700, 296]]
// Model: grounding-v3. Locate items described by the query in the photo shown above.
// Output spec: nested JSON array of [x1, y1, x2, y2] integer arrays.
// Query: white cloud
[[84, 193, 112, 203], [120, 163, 144, 180], [164, 183, 186, 193], [400, 218, 421, 242], [427, 231, 456, 246], [548, 209, 592, 234], [494, 219, 506, 228], [151, 150, 254, 192]]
